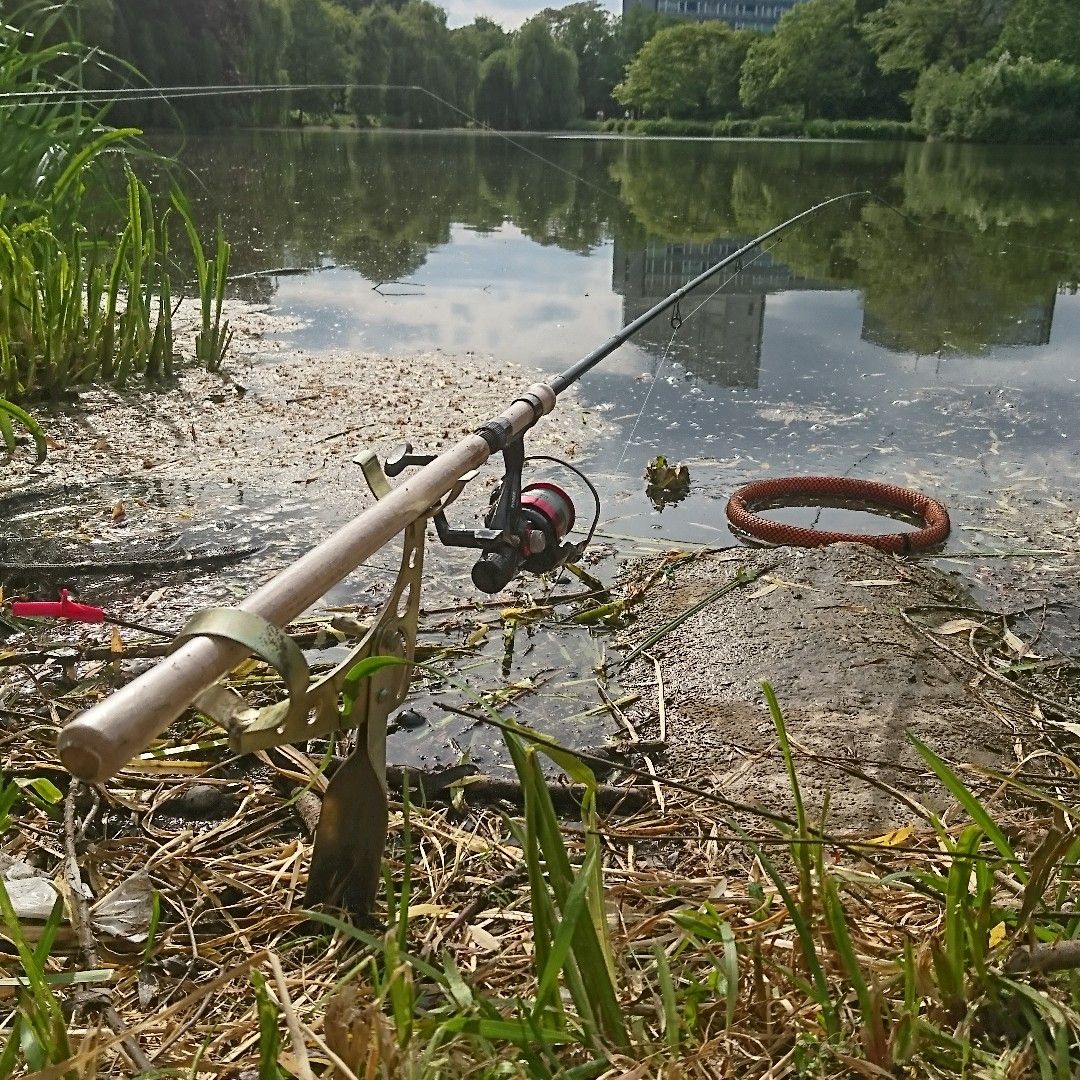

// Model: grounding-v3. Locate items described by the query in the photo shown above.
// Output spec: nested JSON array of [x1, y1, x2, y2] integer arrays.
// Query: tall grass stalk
[[173, 194, 233, 373]]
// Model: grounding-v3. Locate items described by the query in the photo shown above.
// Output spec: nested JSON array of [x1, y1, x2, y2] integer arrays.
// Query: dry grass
[[0, 590, 1078, 1078]]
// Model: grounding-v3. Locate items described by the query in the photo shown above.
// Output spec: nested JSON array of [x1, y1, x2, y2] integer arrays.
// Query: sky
[[441, 0, 621, 30]]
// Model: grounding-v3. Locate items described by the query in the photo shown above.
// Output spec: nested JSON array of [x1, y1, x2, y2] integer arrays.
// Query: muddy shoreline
[[2, 299, 1077, 828], [2, 299, 605, 623]]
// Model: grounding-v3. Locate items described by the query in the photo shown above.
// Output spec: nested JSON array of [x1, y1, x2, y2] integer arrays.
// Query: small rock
[[166, 784, 240, 820]]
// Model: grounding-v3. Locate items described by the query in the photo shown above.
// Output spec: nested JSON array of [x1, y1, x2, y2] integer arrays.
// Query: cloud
[[441, 0, 621, 30]]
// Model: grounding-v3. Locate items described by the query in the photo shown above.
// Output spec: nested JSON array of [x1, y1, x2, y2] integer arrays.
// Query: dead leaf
[[1002, 629, 1037, 658], [406, 903, 454, 919], [868, 825, 914, 847], [0, 856, 61, 922], [91, 871, 154, 944], [933, 618, 988, 636], [747, 583, 779, 600], [644, 455, 691, 509], [469, 925, 501, 952]]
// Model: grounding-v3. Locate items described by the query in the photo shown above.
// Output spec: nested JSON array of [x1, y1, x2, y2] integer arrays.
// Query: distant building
[[622, 0, 806, 34]]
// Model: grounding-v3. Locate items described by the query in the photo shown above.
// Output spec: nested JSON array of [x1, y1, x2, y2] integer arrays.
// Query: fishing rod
[[55, 190, 866, 914]]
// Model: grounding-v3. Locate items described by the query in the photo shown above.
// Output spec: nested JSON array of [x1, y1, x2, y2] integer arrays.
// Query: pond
[[165, 130, 1080, 653]]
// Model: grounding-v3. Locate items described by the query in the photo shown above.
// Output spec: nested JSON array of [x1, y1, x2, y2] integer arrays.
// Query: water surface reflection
[[163, 131, 1079, 646]]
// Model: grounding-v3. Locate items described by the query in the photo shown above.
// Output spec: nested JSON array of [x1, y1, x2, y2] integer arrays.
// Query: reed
[[0, 1, 232, 404], [173, 193, 234, 374]]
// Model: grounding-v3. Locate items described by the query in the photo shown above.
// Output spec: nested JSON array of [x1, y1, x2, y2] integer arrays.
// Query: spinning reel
[[384, 434, 599, 594]]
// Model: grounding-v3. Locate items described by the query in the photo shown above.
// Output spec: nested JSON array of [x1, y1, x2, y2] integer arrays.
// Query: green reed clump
[[174, 193, 233, 374], [0, 1, 232, 403]]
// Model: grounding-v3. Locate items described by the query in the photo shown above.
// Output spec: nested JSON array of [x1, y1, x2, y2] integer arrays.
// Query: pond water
[[163, 130, 1080, 654]]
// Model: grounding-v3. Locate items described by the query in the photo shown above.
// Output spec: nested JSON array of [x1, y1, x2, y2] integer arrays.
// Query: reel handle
[[471, 545, 523, 594]]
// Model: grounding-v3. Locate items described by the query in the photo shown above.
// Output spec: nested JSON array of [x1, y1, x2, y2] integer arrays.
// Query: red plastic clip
[[11, 589, 105, 624]]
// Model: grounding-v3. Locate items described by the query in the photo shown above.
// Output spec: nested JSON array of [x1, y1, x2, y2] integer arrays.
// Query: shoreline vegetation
[[0, 3, 231, 415], [29, 0, 1080, 146]]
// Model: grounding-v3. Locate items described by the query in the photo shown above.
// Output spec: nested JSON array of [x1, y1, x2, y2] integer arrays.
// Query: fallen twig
[[63, 784, 154, 1074], [1005, 940, 1080, 975]]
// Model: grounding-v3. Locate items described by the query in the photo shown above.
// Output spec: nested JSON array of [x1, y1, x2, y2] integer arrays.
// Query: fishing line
[[613, 237, 787, 476]]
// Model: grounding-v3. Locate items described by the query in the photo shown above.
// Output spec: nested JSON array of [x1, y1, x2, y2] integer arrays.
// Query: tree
[[861, 0, 1011, 76], [740, 0, 876, 119], [911, 54, 1080, 142], [244, 0, 291, 124], [451, 16, 508, 63], [617, 5, 672, 70], [615, 21, 754, 119], [997, 0, 1080, 66], [510, 20, 579, 129], [286, 0, 352, 123], [477, 48, 515, 128], [350, 1, 464, 127], [534, 2, 618, 116]]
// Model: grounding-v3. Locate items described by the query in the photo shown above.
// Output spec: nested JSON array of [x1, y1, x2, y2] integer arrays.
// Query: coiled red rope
[[726, 476, 950, 554]]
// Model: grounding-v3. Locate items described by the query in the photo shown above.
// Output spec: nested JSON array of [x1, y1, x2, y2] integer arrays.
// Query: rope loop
[[726, 476, 950, 554]]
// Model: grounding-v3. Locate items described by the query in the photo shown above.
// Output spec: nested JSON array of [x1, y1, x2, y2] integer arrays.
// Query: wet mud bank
[[614, 543, 1080, 830], [1, 300, 603, 624]]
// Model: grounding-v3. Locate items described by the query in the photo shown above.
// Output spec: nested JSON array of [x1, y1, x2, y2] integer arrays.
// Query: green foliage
[[802, 116, 919, 139], [450, 15, 508, 63], [349, 1, 472, 127], [997, 0, 1080, 67], [0, 6, 181, 399], [615, 21, 754, 119], [15, 0, 1073, 139], [477, 49, 516, 129], [617, 4, 676, 68], [502, 726, 628, 1049], [534, 2, 620, 117], [174, 194, 234, 372], [862, 0, 1011, 77], [286, 0, 354, 123], [251, 970, 288, 1078], [0, 878, 70, 1074], [0, 397, 47, 461], [0, 169, 177, 399], [912, 55, 1080, 142], [740, 0, 879, 119], [511, 20, 579, 130], [0, 1, 237, 399]]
